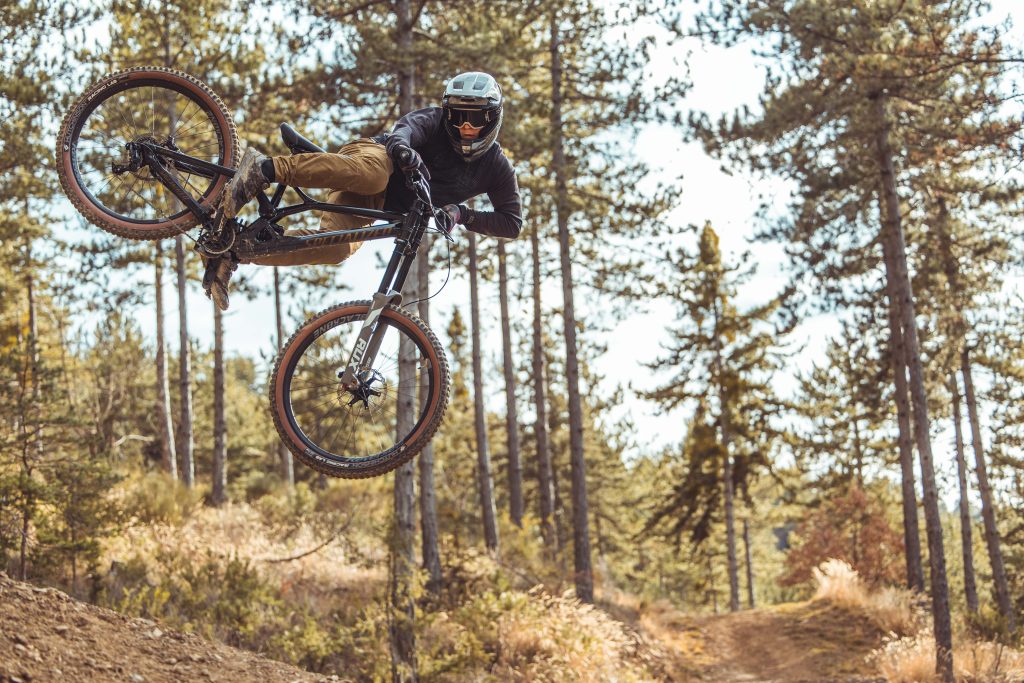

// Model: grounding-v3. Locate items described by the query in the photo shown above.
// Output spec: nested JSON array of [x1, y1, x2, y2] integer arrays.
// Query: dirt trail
[[697, 601, 886, 682], [623, 598, 888, 682], [0, 572, 326, 683]]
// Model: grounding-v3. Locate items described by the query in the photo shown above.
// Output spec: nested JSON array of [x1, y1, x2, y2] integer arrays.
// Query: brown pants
[[251, 138, 393, 266]]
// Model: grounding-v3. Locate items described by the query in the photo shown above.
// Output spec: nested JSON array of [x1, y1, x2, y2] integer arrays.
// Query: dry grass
[[812, 558, 919, 635], [810, 560, 1024, 683], [872, 632, 1024, 683], [491, 587, 666, 682], [103, 495, 386, 613], [102, 491, 673, 681]]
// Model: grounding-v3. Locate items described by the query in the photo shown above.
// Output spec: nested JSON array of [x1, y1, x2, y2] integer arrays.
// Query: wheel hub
[[338, 369, 387, 411], [112, 136, 177, 180]]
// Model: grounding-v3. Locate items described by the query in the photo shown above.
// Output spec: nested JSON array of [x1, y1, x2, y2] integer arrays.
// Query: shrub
[[813, 559, 918, 635], [872, 631, 1024, 682], [783, 486, 906, 589]]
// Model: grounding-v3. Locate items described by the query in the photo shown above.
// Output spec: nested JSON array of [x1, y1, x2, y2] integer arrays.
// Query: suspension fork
[[338, 206, 427, 387]]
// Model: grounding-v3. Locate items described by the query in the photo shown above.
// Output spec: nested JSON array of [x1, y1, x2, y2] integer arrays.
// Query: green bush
[[965, 604, 1020, 646]]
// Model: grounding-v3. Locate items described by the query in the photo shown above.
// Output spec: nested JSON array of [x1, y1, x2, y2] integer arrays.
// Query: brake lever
[[432, 208, 457, 242]]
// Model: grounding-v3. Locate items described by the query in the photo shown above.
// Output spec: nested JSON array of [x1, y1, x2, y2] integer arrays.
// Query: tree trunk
[[19, 261, 41, 581], [550, 8, 593, 603], [468, 231, 499, 553], [884, 285, 924, 592], [743, 517, 755, 609], [961, 349, 1016, 632], [175, 235, 194, 487], [530, 225, 557, 551], [712, 300, 740, 613], [949, 372, 978, 613], [707, 552, 718, 614], [873, 92, 953, 682], [847, 349, 866, 488], [211, 301, 227, 507], [273, 267, 294, 486], [154, 242, 178, 478], [389, 4, 418, 678], [497, 240, 524, 527], [416, 240, 443, 595]]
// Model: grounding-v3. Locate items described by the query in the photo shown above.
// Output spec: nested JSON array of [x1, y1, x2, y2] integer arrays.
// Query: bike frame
[[138, 140, 435, 388]]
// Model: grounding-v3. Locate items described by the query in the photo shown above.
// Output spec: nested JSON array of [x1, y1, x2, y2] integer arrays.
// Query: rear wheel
[[56, 67, 238, 240], [270, 301, 450, 479]]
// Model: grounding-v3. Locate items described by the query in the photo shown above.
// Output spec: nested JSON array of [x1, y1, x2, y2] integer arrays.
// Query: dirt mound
[[0, 572, 326, 683]]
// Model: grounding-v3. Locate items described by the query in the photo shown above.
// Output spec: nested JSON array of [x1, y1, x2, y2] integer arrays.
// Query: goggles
[[447, 107, 496, 129]]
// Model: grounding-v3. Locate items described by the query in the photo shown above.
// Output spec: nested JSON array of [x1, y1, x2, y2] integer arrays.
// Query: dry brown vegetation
[[95, 486, 673, 681], [8, 498, 1022, 683], [814, 559, 1024, 683]]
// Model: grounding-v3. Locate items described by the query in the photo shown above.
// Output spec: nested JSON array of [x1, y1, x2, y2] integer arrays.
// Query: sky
[[64, 2, 1024, 504]]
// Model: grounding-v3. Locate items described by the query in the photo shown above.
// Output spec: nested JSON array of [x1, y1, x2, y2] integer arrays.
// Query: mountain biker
[[203, 71, 522, 310]]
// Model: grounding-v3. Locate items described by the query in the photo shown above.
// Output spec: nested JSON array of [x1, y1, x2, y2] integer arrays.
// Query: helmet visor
[[447, 107, 496, 128]]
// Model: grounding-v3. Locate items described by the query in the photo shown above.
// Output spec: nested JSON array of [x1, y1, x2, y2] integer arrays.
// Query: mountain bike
[[56, 66, 451, 478]]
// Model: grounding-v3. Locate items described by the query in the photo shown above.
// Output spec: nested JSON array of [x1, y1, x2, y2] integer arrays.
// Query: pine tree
[[415, 242, 442, 594], [0, 0, 98, 583], [390, 2, 418, 677], [497, 240, 524, 528], [153, 243, 178, 478], [641, 224, 786, 612], [790, 322, 891, 493]]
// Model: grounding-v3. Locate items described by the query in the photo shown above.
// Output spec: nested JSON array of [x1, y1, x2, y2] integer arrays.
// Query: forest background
[[2, 0, 1024, 681]]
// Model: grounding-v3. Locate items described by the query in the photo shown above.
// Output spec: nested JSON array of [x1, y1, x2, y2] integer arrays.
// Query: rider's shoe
[[215, 146, 270, 228], [202, 254, 238, 312]]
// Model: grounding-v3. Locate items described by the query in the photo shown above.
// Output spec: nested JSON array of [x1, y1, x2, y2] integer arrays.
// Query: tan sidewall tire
[[270, 301, 450, 479], [56, 67, 238, 241]]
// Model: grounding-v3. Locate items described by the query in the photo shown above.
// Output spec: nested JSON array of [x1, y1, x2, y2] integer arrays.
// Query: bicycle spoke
[[170, 99, 194, 139]]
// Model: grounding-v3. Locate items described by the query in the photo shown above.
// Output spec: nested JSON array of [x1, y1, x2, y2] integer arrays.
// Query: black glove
[[440, 204, 460, 224], [385, 137, 430, 181], [435, 204, 459, 234]]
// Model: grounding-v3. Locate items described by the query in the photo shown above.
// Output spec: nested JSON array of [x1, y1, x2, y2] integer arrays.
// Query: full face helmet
[[442, 72, 503, 162]]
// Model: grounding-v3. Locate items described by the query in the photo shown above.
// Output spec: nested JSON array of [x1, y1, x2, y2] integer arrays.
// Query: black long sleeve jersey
[[373, 107, 523, 239]]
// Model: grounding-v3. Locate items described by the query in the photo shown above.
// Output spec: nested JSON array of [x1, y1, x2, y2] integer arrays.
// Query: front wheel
[[270, 301, 450, 479]]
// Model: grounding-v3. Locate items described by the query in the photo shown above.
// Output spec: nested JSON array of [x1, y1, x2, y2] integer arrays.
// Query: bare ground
[[0, 572, 328, 683], [695, 601, 886, 682], [608, 596, 889, 682]]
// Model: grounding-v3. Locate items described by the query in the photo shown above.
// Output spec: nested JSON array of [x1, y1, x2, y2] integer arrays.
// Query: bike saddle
[[280, 123, 325, 154]]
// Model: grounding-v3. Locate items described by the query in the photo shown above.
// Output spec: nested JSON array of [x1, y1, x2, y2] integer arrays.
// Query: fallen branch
[[260, 533, 340, 564], [257, 512, 356, 564]]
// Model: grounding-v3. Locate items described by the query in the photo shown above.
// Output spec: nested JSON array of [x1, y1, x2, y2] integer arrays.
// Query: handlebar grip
[[396, 147, 414, 168]]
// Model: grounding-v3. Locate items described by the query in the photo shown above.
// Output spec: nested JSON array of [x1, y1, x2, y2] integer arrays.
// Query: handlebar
[[405, 168, 432, 207], [395, 147, 451, 238]]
